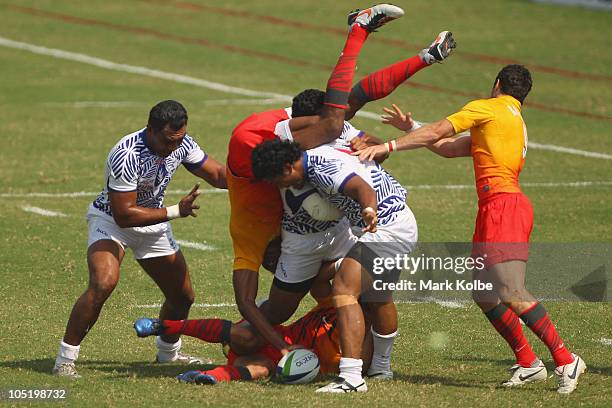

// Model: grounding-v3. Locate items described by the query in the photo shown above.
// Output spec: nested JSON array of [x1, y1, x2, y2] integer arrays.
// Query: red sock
[[324, 25, 369, 109], [202, 365, 252, 383], [520, 303, 574, 367], [162, 318, 231, 343], [485, 303, 538, 367], [353, 55, 428, 103]]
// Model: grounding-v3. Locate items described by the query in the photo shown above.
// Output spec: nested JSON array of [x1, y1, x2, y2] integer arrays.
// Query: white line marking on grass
[[132, 303, 236, 309], [21, 205, 68, 217], [1, 36, 610, 160], [45, 98, 287, 108], [2, 181, 611, 199], [529, 142, 612, 160], [0, 189, 227, 198], [175, 239, 216, 251], [600, 337, 612, 346]]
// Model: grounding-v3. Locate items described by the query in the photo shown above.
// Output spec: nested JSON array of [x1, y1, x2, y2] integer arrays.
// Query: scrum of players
[[54, 3, 585, 396]]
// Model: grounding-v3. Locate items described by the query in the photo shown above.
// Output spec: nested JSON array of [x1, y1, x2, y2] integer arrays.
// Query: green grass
[[0, 0, 610, 406]]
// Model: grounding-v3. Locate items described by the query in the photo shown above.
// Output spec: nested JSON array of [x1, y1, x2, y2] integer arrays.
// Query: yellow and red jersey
[[226, 302, 340, 375], [227, 108, 288, 271], [446, 95, 528, 200]]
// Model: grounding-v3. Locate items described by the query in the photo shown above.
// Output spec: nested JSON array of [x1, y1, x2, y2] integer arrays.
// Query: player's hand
[[382, 104, 414, 131], [361, 207, 378, 233], [179, 183, 201, 217], [350, 136, 369, 152], [352, 144, 389, 162], [280, 343, 304, 356]]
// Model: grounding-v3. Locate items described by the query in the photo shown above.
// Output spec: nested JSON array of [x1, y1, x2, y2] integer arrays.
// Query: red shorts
[[472, 192, 533, 267]]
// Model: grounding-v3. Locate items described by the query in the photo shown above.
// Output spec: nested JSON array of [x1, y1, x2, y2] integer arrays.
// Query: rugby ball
[[276, 349, 320, 384], [302, 192, 342, 221]]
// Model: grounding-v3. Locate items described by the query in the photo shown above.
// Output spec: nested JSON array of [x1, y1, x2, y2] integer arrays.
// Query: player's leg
[[261, 243, 327, 324], [260, 282, 309, 325], [177, 355, 273, 385], [138, 250, 201, 364], [290, 5, 404, 146], [134, 315, 265, 355], [54, 239, 124, 377], [364, 300, 397, 379], [489, 260, 585, 393], [345, 31, 457, 120], [317, 257, 368, 392]]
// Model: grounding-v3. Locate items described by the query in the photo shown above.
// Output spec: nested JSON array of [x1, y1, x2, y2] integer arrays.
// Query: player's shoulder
[[107, 128, 146, 174]]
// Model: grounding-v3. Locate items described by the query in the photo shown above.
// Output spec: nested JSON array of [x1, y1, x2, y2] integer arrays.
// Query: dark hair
[[252, 139, 302, 181], [495, 65, 532, 103], [292, 89, 325, 117], [148, 100, 188, 132]]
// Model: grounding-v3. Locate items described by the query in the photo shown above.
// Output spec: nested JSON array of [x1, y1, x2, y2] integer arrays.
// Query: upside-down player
[[355, 65, 586, 394], [227, 3, 456, 361], [133, 295, 374, 385]]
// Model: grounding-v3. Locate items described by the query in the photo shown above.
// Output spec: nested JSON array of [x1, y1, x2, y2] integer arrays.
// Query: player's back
[[447, 95, 527, 199], [228, 108, 290, 178], [286, 304, 340, 374]]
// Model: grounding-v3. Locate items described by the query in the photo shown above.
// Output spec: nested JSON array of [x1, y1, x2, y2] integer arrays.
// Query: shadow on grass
[[447, 355, 612, 376], [0, 358, 219, 379]]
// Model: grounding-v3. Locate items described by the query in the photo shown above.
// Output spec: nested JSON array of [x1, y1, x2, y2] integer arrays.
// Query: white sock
[[368, 328, 397, 374], [339, 357, 363, 386], [155, 337, 181, 362], [55, 340, 80, 367]]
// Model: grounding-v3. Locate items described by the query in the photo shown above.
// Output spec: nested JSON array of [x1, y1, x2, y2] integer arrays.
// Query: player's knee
[[497, 284, 525, 303], [88, 276, 118, 303]]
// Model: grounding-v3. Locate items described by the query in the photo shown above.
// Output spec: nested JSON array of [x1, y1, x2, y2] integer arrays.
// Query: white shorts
[[358, 206, 419, 259], [86, 205, 179, 260], [275, 218, 358, 284]]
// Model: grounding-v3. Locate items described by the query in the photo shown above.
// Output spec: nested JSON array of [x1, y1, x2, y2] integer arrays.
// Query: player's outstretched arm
[[109, 183, 201, 228], [186, 156, 227, 189], [232, 269, 292, 353], [427, 135, 472, 158], [354, 118, 456, 162]]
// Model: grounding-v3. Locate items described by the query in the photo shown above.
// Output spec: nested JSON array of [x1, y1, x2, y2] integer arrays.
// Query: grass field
[[0, 0, 611, 407]]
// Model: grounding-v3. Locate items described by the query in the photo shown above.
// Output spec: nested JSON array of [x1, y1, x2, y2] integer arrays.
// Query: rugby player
[[227, 3, 455, 361], [355, 65, 586, 394], [133, 298, 375, 385], [53, 100, 226, 378], [251, 137, 418, 393]]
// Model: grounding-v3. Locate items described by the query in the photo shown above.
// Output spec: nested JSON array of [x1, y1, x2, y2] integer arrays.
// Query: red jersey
[[227, 108, 290, 179]]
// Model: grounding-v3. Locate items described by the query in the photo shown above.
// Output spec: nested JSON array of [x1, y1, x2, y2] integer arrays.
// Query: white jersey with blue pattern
[[92, 128, 207, 217], [303, 146, 407, 228], [276, 119, 364, 235]]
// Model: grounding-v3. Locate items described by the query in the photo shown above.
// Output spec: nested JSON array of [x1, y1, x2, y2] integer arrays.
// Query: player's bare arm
[[232, 269, 291, 353], [341, 176, 378, 233], [109, 183, 201, 228], [427, 134, 472, 158], [355, 118, 456, 162], [186, 156, 228, 189]]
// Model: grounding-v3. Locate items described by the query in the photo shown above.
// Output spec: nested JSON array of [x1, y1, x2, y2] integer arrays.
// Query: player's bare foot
[[420, 31, 456, 64], [347, 4, 404, 32]]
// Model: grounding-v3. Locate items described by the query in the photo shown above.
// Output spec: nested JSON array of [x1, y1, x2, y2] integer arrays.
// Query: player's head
[[252, 139, 304, 188], [492, 65, 533, 104], [146, 100, 189, 157], [292, 89, 325, 117]]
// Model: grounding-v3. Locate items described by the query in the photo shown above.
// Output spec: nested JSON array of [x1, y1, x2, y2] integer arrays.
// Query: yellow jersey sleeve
[[446, 100, 495, 134]]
